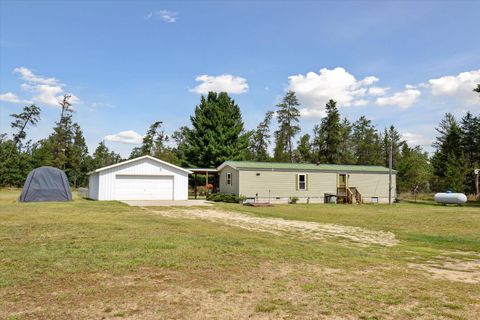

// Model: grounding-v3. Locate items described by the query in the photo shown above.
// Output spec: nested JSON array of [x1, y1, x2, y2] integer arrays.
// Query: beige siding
[[219, 166, 239, 195], [238, 170, 337, 201], [348, 173, 396, 199]]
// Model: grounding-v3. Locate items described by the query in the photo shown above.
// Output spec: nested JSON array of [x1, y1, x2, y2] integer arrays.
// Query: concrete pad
[[121, 200, 212, 207]]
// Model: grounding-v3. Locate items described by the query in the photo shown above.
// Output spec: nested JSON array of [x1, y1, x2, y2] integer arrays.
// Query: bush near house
[[207, 193, 245, 203]]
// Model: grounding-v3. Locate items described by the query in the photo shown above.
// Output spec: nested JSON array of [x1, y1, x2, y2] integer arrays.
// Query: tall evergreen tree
[[185, 92, 249, 168], [444, 152, 467, 192], [68, 123, 89, 187], [93, 141, 122, 168], [352, 116, 382, 165], [312, 99, 341, 163], [250, 111, 273, 161], [431, 113, 465, 191], [338, 118, 355, 164], [9, 104, 41, 152], [460, 112, 480, 194], [51, 94, 74, 169], [293, 134, 312, 163], [273, 90, 301, 162]]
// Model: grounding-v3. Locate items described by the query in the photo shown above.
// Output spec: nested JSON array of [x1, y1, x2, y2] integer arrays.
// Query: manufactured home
[[217, 161, 396, 204], [88, 156, 192, 201]]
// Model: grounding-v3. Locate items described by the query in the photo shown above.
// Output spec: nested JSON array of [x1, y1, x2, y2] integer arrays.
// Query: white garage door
[[114, 175, 174, 200]]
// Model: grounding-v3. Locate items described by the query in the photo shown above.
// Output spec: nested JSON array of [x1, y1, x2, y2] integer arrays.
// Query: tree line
[[1, 87, 479, 196]]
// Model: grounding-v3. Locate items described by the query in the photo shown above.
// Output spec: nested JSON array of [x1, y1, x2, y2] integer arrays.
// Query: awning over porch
[[188, 168, 219, 199]]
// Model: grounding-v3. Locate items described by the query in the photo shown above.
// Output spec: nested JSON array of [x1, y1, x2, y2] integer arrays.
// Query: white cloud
[[145, 10, 178, 23], [287, 67, 385, 118], [0, 92, 22, 104], [352, 99, 369, 107], [104, 130, 143, 144], [190, 74, 249, 94], [368, 86, 389, 96], [402, 132, 433, 147], [358, 76, 379, 86], [11, 67, 79, 107], [428, 69, 480, 104], [375, 87, 421, 109], [299, 108, 327, 119], [14, 66, 59, 85]]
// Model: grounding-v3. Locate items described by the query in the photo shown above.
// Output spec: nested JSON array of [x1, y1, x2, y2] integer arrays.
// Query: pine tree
[[444, 152, 467, 192], [338, 118, 355, 164], [51, 95, 74, 169], [293, 134, 312, 163], [68, 123, 89, 187], [352, 116, 382, 165], [460, 112, 480, 194], [250, 111, 273, 161], [93, 141, 122, 168], [431, 113, 464, 191], [9, 104, 41, 152], [185, 92, 249, 168], [312, 99, 341, 163], [273, 91, 301, 162]]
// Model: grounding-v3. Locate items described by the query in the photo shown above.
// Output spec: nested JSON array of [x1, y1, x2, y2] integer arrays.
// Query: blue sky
[[1, 0, 479, 157]]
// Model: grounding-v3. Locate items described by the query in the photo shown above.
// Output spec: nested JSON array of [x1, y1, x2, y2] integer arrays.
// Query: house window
[[226, 173, 232, 185], [298, 174, 306, 190]]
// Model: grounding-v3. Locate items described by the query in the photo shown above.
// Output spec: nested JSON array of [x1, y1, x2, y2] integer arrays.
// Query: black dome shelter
[[19, 166, 72, 202]]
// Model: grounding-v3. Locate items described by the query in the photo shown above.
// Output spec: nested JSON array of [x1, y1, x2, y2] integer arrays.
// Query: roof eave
[[88, 155, 193, 175]]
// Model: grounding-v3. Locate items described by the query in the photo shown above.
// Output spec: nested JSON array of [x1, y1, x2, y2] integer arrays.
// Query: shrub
[[289, 196, 299, 204], [206, 193, 242, 203]]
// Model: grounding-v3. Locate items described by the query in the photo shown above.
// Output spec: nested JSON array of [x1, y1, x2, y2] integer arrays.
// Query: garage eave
[[87, 155, 193, 175]]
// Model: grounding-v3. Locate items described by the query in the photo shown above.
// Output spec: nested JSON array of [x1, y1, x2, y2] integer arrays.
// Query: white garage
[[88, 155, 192, 201]]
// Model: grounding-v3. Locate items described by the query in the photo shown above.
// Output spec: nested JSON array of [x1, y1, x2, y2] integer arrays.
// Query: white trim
[[298, 173, 307, 191], [87, 155, 193, 175], [217, 162, 235, 171], [226, 172, 232, 185]]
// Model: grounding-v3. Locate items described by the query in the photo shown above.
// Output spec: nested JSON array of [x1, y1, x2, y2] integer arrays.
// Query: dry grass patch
[[1, 189, 480, 319], [149, 208, 398, 247]]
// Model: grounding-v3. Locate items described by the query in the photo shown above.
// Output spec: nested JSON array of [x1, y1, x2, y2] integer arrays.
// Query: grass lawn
[[1, 189, 479, 319]]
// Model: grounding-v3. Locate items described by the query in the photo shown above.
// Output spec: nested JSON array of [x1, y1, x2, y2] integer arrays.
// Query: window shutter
[[295, 174, 298, 191], [306, 174, 309, 191]]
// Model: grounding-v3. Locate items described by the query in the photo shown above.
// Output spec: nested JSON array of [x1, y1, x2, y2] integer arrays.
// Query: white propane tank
[[434, 193, 467, 204]]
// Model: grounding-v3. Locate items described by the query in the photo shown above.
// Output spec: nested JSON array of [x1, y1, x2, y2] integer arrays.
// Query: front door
[[339, 173, 347, 189]]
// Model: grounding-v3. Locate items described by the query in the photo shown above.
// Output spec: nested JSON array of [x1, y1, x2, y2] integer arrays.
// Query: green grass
[[216, 200, 480, 251], [1, 189, 479, 319]]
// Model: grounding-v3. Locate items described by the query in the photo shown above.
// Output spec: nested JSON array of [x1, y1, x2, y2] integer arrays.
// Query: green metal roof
[[221, 161, 395, 173]]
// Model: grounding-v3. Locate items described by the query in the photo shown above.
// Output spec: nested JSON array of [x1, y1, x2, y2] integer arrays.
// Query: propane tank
[[434, 193, 467, 204]]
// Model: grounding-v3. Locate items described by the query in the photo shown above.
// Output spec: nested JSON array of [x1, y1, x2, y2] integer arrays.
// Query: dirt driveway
[[148, 208, 399, 247], [123, 200, 212, 207]]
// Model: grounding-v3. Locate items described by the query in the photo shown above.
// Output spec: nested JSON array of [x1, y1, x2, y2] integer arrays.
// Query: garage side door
[[114, 175, 173, 200]]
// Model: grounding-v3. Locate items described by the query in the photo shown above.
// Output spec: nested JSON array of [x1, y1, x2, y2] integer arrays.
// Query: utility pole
[[475, 169, 479, 200], [388, 143, 393, 205]]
